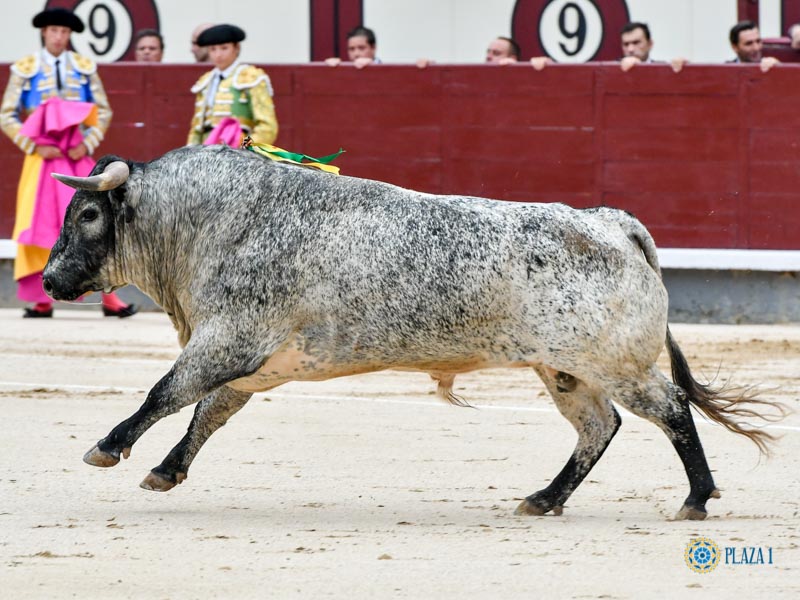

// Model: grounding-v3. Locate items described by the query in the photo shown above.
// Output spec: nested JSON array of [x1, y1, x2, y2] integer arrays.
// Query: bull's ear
[[124, 204, 135, 223], [109, 186, 135, 223]]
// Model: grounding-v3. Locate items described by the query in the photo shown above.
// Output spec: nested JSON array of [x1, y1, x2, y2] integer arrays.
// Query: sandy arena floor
[[0, 308, 798, 598]]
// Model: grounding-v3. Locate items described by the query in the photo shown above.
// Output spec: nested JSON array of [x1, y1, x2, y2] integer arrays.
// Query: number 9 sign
[[45, 0, 160, 62], [512, 0, 630, 62]]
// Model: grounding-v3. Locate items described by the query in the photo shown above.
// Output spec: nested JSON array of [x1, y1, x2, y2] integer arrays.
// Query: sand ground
[[0, 308, 798, 598]]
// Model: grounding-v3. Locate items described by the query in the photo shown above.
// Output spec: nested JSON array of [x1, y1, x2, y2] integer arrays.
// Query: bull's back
[[292, 186, 667, 371], [148, 149, 667, 374]]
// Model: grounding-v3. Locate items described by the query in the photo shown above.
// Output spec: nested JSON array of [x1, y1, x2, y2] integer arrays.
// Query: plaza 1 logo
[[685, 537, 721, 574], [45, 0, 160, 62], [512, 0, 630, 62], [685, 537, 775, 573]]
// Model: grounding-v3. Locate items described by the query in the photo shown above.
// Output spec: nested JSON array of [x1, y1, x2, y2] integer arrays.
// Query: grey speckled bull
[[44, 145, 781, 520]]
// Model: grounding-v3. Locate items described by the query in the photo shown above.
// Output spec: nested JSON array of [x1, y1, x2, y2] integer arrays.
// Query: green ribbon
[[250, 146, 345, 165]]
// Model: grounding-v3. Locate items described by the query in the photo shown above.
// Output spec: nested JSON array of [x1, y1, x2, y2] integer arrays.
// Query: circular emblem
[[512, 0, 630, 61], [46, 0, 160, 62], [685, 537, 721, 574]]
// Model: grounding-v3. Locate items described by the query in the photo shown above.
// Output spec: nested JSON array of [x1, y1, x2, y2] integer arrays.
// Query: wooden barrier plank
[[603, 161, 740, 194], [442, 64, 594, 97], [446, 94, 593, 128], [603, 128, 738, 162], [598, 65, 740, 95], [603, 95, 740, 129], [750, 128, 800, 160], [747, 193, 800, 248]]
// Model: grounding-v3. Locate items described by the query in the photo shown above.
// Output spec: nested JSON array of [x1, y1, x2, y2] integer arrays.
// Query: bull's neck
[[114, 201, 194, 317]]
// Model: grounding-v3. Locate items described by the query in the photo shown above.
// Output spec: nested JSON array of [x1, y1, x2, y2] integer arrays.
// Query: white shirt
[[41, 48, 68, 95], [205, 61, 239, 107]]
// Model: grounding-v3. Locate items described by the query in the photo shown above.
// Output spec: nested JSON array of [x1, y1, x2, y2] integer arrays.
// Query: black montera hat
[[196, 24, 246, 47], [32, 8, 85, 33]]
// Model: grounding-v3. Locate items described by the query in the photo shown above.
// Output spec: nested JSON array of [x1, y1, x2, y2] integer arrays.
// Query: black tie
[[55, 59, 62, 91]]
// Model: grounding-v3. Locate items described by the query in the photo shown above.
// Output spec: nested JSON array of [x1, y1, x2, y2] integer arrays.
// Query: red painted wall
[[1, 63, 798, 250]]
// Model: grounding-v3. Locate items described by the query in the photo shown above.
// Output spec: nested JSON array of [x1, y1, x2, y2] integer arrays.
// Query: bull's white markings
[[539, 0, 603, 63], [0, 380, 797, 432], [70, 0, 133, 62]]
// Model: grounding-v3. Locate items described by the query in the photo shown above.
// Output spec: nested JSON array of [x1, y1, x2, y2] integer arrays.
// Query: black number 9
[[558, 2, 587, 56], [88, 3, 116, 56]]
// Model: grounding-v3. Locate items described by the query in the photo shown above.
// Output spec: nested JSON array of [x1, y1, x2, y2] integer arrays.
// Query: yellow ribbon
[[242, 137, 344, 175]]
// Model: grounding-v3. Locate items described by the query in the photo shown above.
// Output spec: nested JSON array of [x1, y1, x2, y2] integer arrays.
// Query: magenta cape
[[15, 97, 96, 249], [203, 117, 244, 147]]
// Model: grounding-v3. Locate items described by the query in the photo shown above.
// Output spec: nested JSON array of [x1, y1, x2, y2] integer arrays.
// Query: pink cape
[[203, 117, 244, 147], [15, 97, 96, 249]]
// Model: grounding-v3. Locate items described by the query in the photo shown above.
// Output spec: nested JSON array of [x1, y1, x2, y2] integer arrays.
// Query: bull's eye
[[81, 208, 99, 223]]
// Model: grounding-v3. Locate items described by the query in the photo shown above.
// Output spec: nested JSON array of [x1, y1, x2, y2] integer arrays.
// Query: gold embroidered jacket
[[0, 51, 112, 154], [188, 63, 278, 146]]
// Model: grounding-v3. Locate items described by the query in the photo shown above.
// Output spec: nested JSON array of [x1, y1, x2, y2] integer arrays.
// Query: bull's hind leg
[[140, 386, 253, 492], [516, 367, 621, 516], [83, 329, 268, 468], [610, 367, 720, 521]]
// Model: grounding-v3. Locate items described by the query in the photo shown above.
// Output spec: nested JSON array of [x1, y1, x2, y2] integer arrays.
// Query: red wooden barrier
[[1, 63, 799, 250]]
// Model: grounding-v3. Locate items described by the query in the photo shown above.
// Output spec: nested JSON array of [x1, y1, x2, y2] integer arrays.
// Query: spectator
[[191, 23, 213, 62], [618, 21, 689, 72], [729, 20, 778, 72], [187, 24, 278, 146], [325, 26, 380, 69], [134, 28, 164, 62], [418, 36, 521, 69], [790, 23, 800, 50], [0, 7, 136, 318], [619, 22, 654, 70], [486, 36, 519, 64]]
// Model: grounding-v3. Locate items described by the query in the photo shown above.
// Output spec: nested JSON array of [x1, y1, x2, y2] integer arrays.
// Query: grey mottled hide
[[46, 144, 726, 519]]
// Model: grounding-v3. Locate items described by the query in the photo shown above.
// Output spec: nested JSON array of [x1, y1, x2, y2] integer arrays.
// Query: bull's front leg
[[83, 329, 268, 468], [139, 386, 253, 492]]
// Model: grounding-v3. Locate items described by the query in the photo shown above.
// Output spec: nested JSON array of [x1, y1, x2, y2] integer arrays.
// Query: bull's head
[[42, 158, 131, 301]]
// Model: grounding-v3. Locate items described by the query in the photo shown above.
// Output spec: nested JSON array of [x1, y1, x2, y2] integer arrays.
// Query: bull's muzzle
[[41, 265, 88, 302], [41, 272, 80, 301]]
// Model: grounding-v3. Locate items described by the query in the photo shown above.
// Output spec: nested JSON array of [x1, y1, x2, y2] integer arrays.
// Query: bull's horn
[[52, 160, 130, 191]]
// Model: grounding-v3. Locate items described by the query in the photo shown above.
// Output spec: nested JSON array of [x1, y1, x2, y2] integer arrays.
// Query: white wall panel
[[0, 1, 786, 65]]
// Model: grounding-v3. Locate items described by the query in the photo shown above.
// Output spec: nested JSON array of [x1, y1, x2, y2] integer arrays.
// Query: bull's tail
[[665, 327, 786, 455], [606, 208, 787, 454]]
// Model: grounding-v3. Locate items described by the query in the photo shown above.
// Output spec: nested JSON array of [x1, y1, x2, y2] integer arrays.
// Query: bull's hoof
[[140, 470, 186, 492], [674, 489, 720, 520], [515, 498, 564, 516], [675, 504, 708, 521], [83, 445, 121, 468]]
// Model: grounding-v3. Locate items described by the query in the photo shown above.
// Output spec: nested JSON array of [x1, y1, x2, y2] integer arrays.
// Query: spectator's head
[[730, 20, 763, 62], [789, 23, 800, 49], [33, 8, 84, 56], [346, 26, 376, 61], [134, 29, 164, 62], [486, 37, 520, 63], [191, 23, 214, 62], [196, 24, 245, 71], [621, 22, 653, 61]]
